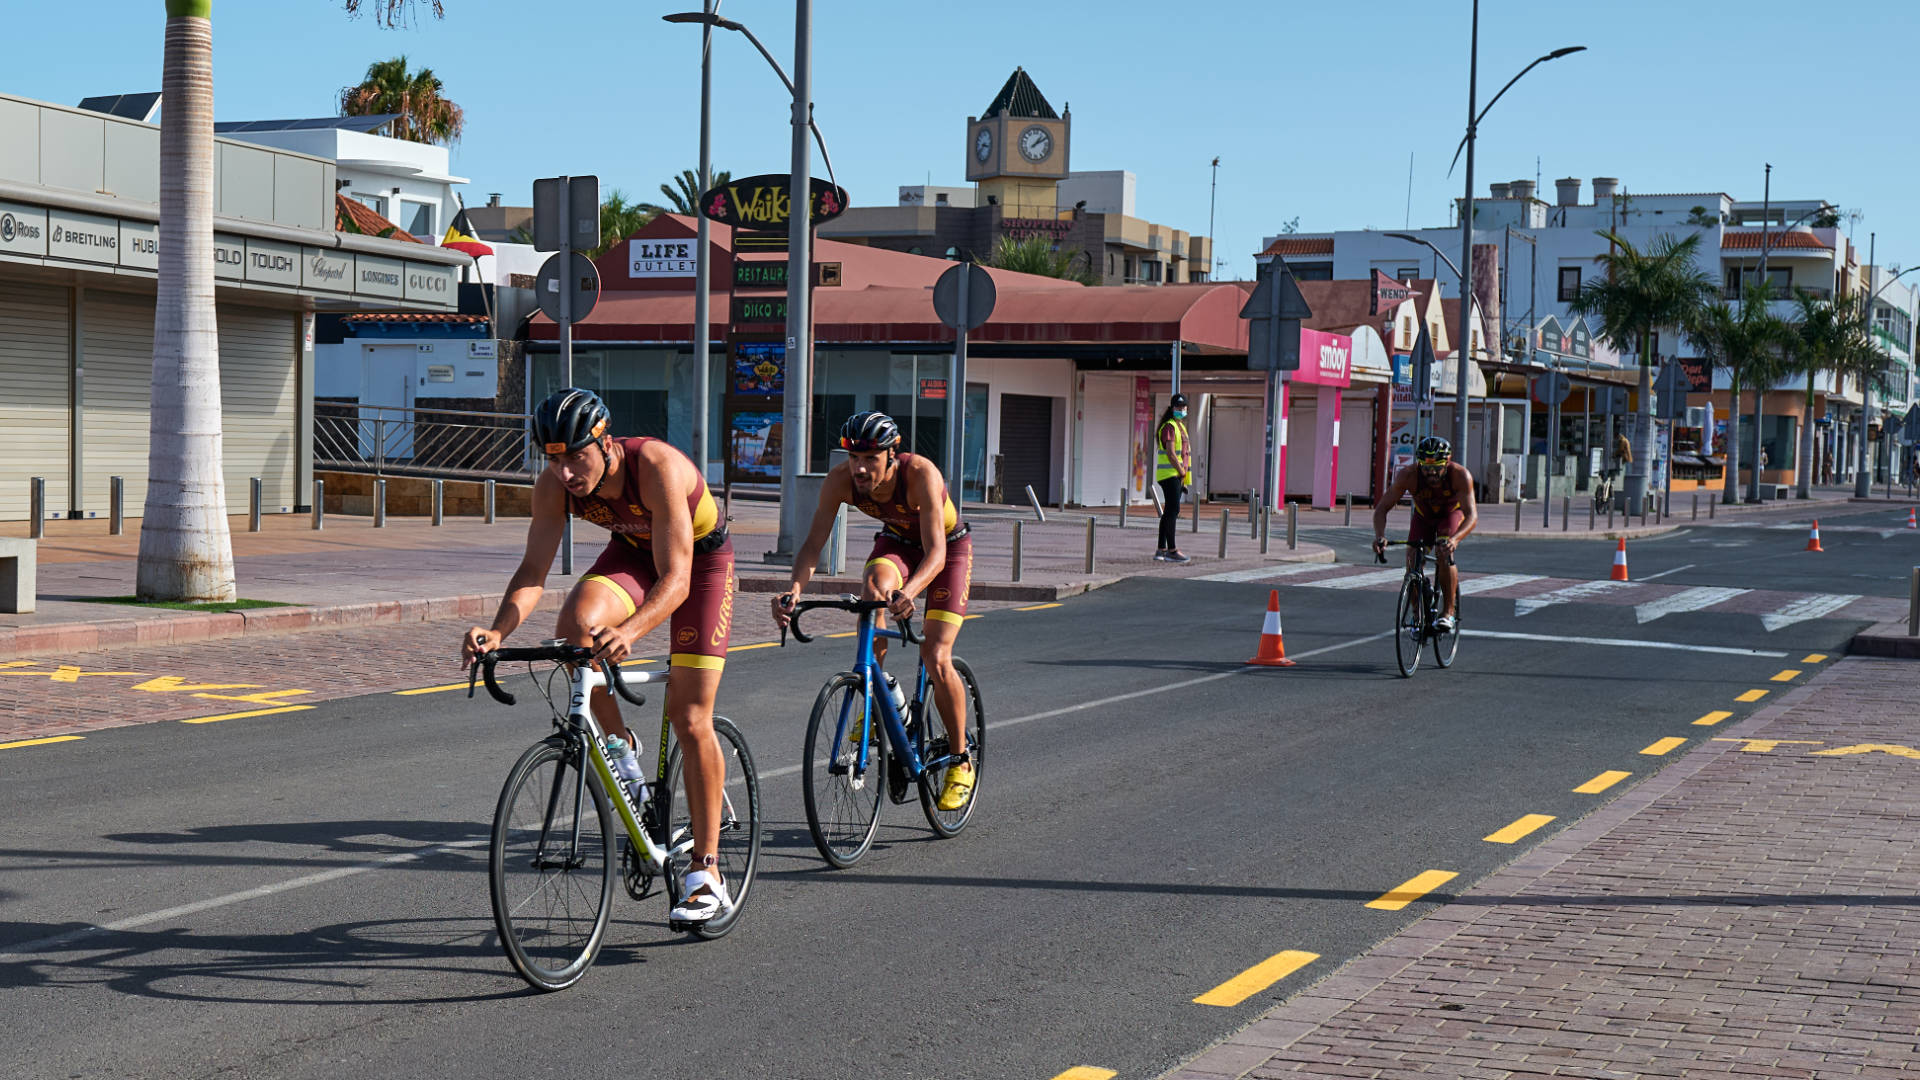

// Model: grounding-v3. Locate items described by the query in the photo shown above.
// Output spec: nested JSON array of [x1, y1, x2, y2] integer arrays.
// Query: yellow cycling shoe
[[936, 763, 974, 811]]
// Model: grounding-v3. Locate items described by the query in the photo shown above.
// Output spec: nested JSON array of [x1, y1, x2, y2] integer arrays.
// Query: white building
[[218, 113, 467, 246]]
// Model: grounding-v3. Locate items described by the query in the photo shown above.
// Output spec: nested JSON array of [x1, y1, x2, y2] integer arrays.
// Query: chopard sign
[[307, 254, 347, 282]]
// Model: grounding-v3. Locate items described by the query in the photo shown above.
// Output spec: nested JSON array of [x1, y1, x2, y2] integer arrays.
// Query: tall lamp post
[[1384, 231, 1464, 454], [1446, 24, 1584, 474]]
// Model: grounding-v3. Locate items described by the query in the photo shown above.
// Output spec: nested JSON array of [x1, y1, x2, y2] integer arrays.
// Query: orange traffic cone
[[1907, 507, 1916, 530], [1805, 520, 1825, 552], [1248, 589, 1296, 667], [1610, 537, 1630, 581]]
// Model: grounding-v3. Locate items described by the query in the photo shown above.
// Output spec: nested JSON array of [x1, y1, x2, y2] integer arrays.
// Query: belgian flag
[[442, 206, 493, 259]]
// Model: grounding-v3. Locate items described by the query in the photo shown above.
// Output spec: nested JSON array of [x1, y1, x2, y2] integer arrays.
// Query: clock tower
[[965, 67, 1070, 215]]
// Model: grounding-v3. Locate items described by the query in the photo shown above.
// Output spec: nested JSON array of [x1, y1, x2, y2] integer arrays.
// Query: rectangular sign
[[731, 295, 787, 325], [918, 377, 947, 400], [355, 254, 405, 299], [209, 233, 244, 280], [303, 247, 353, 291], [732, 340, 785, 395], [0, 202, 49, 257], [468, 339, 497, 360], [119, 219, 158, 269], [733, 230, 789, 253], [244, 238, 301, 287], [47, 209, 119, 265], [732, 261, 840, 288], [1293, 327, 1354, 387], [630, 237, 697, 278], [404, 261, 457, 303], [727, 409, 784, 481]]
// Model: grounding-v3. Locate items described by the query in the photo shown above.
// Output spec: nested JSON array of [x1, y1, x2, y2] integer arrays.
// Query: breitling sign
[[698, 175, 850, 230]]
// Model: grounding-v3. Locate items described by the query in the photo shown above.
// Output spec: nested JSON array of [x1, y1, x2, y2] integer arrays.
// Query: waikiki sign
[[698, 174, 849, 230]]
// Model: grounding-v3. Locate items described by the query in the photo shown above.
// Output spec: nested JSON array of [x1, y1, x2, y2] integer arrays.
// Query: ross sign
[[1370, 270, 1415, 315], [932, 262, 997, 330], [918, 377, 948, 400], [535, 250, 600, 322], [732, 341, 784, 395], [0, 202, 48, 256], [629, 237, 697, 278], [732, 295, 788, 325], [699, 174, 849, 230]]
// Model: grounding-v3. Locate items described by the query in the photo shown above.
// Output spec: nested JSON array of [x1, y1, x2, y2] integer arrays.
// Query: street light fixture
[[663, 11, 839, 187]]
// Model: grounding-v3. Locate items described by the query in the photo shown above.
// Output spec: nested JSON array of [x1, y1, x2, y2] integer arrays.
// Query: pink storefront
[[1277, 327, 1354, 509]]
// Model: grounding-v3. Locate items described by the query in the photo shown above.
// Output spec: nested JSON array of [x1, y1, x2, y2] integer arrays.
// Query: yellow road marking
[[827, 631, 858, 639], [1193, 950, 1319, 1007], [132, 676, 262, 693], [0, 661, 34, 669], [729, 641, 781, 652], [394, 682, 471, 696], [1693, 710, 1734, 726], [0, 735, 85, 751], [180, 704, 315, 725], [1574, 770, 1632, 794], [191, 688, 312, 706], [1802, 653, 1827, 664], [1641, 737, 1687, 756], [1770, 669, 1801, 682], [1713, 738, 1822, 753], [0, 665, 144, 682], [1050, 1070, 1117, 1080], [1811, 743, 1920, 759], [1735, 689, 1768, 703], [1484, 814, 1555, 844], [1016, 602, 1062, 611], [1365, 870, 1458, 911]]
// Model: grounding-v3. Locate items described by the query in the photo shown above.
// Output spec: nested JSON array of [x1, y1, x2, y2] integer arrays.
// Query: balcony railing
[[315, 403, 535, 480], [1722, 284, 1830, 301]]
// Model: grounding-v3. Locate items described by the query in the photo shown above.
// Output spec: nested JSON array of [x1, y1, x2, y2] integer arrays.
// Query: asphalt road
[[0, 523, 1888, 1080]]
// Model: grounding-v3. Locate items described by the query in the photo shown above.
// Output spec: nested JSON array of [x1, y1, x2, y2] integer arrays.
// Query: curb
[[1477, 523, 1679, 542], [1159, 667, 1839, 1080], [1848, 619, 1920, 660], [0, 592, 563, 660], [732, 573, 1115, 603]]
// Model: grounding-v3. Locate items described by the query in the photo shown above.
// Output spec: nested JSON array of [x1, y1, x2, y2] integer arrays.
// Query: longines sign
[[0, 198, 458, 309]]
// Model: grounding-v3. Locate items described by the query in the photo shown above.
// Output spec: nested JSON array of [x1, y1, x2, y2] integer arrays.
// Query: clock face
[[1018, 125, 1052, 162], [974, 128, 992, 163]]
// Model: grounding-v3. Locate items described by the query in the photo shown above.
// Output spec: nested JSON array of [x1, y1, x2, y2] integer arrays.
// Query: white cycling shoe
[[670, 868, 734, 924]]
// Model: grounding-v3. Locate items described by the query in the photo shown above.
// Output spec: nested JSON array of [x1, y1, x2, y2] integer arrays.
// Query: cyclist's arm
[[483, 470, 566, 644], [786, 465, 851, 601], [1451, 471, 1479, 544], [1372, 467, 1412, 541], [628, 450, 697, 642], [895, 462, 949, 601]]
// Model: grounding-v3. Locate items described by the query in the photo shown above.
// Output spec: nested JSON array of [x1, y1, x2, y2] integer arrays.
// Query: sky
[[9, 0, 1920, 280]]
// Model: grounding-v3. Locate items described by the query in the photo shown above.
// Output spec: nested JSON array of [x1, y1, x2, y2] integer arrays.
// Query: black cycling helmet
[[1416, 435, 1452, 464], [839, 411, 902, 452], [533, 388, 611, 455], [1170, 393, 1189, 409]]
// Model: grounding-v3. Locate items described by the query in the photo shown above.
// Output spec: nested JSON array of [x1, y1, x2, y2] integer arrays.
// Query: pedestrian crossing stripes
[[1299, 568, 1407, 590], [1456, 573, 1546, 595], [1192, 563, 1336, 583], [1633, 586, 1750, 624], [1514, 579, 1637, 616], [1759, 594, 1861, 631]]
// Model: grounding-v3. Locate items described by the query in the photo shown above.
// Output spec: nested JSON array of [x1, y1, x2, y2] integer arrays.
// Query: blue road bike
[[783, 596, 985, 868]]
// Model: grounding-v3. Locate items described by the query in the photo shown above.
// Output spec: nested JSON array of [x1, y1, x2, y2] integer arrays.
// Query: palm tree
[[1785, 289, 1871, 497], [659, 168, 729, 216], [340, 56, 464, 145], [1567, 230, 1717, 515], [1689, 284, 1792, 505], [987, 235, 1098, 285]]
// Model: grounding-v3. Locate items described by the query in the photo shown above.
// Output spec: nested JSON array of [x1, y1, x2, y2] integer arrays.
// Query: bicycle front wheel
[[1393, 575, 1425, 678], [489, 736, 615, 992], [664, 715, 761, 940], [1432, 590, 1461, 668], [918, 657, 985, 838], [802, 672, 886, 868]]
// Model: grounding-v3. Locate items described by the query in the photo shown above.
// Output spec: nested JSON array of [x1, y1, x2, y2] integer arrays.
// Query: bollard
[[1343, 492, 1352, 526], [1287, 501, 1297, 550], [1191, 491, 1200, 534], [1249, 495, 1261, 539], [1084, 516, 1096, 574], [1118, 487, 1129, 529], [432, 479, 444, 526], [312, 479, 325, 530], [374, 478, 387, 527], [1218, 508, 1230, 558], [1640, 498, 1648, 527], [29, 477, 44, 539], [1692, 492, 1699, 521], [484, 479, 496, 524], [1562, 495, 1570, 532], [829, 504, 847, 576], [1588, 498, 1595, 531], [1608, 499, 1615, 530], [1011, 520, 1023, 583], [110, 476, 124, 536], [1709, 495, 1716, 519], [1909, 566, 1919, 638], [249, 477, 262, 532], [1515, 498, 1524, 531], [1024, 484, 1047, 523], [723, 480, 733, 522], [1259, 507, 1271, 555]]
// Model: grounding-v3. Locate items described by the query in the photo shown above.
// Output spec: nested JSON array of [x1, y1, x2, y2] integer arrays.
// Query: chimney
[[1555, 177, 1582, 206], [1489, 182, 1512, 200], [1591, 177, 1619, 201], [1509, 179, 1536, 202], [487, 193, 502, 207]]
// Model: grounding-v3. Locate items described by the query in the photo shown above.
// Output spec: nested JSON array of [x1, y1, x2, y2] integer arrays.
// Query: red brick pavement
[[1167, 655, 1920, 1080]]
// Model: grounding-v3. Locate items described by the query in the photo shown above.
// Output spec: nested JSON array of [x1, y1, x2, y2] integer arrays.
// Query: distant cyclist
[[1371, 435, 1478, 633], [460, 388, 737, 924], [773, 411, 975, 811]]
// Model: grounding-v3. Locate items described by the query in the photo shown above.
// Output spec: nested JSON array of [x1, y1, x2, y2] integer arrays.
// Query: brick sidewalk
[[1167, 655, 1920, 1079]]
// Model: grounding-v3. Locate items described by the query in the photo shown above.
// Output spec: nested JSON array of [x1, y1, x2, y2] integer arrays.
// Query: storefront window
[[1735, 413, 1796, 472], [530, 348, 674, 440]]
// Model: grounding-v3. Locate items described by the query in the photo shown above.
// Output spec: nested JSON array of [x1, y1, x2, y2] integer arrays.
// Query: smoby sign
[[1293, 327, 1354, 387], [698, 174, 850, 230]]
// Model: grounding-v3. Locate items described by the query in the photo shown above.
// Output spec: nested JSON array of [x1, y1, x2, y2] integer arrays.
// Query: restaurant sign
[[699, 174, 849, 230]]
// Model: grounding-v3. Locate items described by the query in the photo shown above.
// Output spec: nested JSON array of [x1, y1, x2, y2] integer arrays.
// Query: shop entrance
[[999, 393, 1055, 504]]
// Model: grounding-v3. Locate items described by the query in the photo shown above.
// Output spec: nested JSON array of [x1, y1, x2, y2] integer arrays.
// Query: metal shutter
[[998, 393, 1054, 504], [81, 290, 156, 516], [0, 283, 72, 521], [1075, 374, 1130, 506], [218, 307, 298, 512]]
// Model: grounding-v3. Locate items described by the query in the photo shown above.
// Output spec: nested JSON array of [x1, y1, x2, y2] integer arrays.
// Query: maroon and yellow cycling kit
[[1408, 461, 1467, 544], [852, 453, 971, 625], [569, 437, 734, 669]]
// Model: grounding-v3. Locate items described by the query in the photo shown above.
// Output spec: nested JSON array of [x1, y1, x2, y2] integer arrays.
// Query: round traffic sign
[[536, 251, 600, 323], [1530, 372, 1571, 405], [932, 263, 997, 331]]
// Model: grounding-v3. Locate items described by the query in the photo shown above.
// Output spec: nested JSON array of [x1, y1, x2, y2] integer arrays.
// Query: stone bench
[[0, 537, 35, 614]]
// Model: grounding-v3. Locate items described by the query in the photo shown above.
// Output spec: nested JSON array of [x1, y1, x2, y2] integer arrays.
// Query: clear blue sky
[[11, 1, 1919, 279]]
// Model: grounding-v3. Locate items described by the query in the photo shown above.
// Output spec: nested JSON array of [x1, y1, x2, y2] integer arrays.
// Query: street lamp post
[[1384, 233, 1459, 447], [693, 2, 717, 482]]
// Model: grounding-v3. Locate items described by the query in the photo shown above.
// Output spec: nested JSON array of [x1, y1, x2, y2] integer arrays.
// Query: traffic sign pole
[[947, 265, 967, 490], [559, 195, 574, 576]]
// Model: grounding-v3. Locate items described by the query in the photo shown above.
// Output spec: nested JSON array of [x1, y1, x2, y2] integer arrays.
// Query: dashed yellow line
[[1735, 689, 1768, 703], [1017, 602, 1063, 612], [1574, 770, 1632, 794], [1770, 669, 1801, 683], [180, 704, 315, 725], [1802, 653, 1828, 664], [1365, 870, 1457, 911], [1641, 737, 1687, 756], [1693, 710, 1734, 726], [729, 641, 781, 652], [1193, 950, 1319, 1007], [394, 682, 470, 696], [1049, 1070, 1117, 1080], [827, 631, 858, 639], [1484, 814, 1555, 845], [0, 735, 84, 751]]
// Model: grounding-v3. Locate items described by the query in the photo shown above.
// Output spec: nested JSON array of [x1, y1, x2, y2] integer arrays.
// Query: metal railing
[[314, 402, 535, 480]]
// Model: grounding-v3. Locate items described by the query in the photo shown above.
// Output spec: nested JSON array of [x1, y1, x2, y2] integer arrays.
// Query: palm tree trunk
[[1626, 327, 1653, 515], [137, 0, 236, 603], [1795, 371, 1815, 498], [1722, 373, 1741, 504]]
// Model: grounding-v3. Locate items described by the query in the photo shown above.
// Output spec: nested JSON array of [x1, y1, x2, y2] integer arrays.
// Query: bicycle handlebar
[[778, 594, 921, 646], [466, 641, 651, 709], [1374, 538, 1435, 565]]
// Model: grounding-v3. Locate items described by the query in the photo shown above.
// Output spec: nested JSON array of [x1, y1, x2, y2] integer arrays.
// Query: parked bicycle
[[782, 595, 985, 868], [1591, 467, 1620, 515], [1377, 540, 1460, 677], [469, 641, 761, 991]]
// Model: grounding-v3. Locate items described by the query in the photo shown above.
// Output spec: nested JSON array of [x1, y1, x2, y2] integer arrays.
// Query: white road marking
[[1639, 563, 1696, 581], [1460, 630, 1788, 657], [1634, 586, 1750, 623], [1760, 594, 1860, 631], [1513, 579, 1637, 616], [1299, 568, 1407, 590], [1192, 563, 1336, 583], [1456, 573, 1546, 596]]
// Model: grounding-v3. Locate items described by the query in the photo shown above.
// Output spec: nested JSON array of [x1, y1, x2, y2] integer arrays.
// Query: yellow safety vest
[[1155, 419, 1188, 482]]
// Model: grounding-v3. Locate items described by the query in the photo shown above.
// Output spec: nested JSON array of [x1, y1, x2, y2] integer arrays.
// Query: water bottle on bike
[[605, 734, 648, 805]]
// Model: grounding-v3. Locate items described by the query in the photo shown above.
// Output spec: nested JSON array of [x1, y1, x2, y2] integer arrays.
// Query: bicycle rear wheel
[[802, 672, 886, 868], [1393, 575, 1425, 678], [1432, 589, 1461, 668], [489, 736, 614, 992], [918, 657, 985, 838], [664, 715, 761, 939]]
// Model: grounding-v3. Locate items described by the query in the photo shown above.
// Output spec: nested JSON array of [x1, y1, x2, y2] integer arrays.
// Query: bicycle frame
[[549, 664, 687, 876], [830, 610, 961, 785]]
